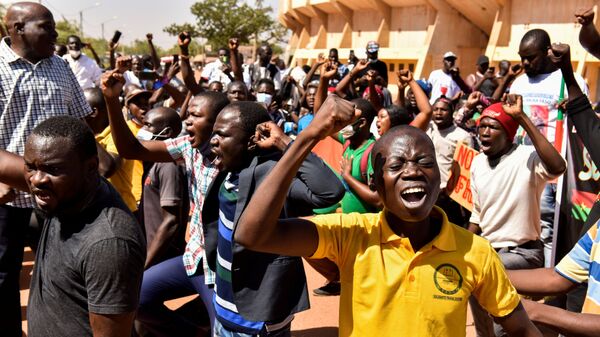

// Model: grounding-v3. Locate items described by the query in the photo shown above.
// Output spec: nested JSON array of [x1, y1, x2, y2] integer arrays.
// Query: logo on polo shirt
[[433, 264, 463, 295]]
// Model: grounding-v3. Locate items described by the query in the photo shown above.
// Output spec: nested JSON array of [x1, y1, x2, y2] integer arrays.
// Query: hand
[[466, 91, 482, 110], [167, 63, 180, 81], [366, 69, 377, 86], [0, 183, 15, 204], [304, 94, 360, 140], [101, 69, 125, 98], [396, 69, 413, 87], [109, 41, 119, 51], [575, 7, 595, 26], [228, 38, 239, 52], [340, 155, 353, 178], [445, 160, 461, 193], [507, 63, 523, 78], [547, 43, 572, 70], [82, 42, 91, 49], [254, 121, 291, 151], [178, 32, 191, 50], [115, 55, 132, 73], [220, 63, 232, 74], [449, 67, 460, 78], [352, 59, 368, 74], [483, 68, 495, 79], [314, 53, 326, 66], [320, 61, 338, 80], [502, 94, 524, 120], [146, 33, 153, 41], [520, 299, 541, 322]]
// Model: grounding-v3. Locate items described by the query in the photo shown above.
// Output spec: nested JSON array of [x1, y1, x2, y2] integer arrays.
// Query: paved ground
[[18, 248, 476, 336]]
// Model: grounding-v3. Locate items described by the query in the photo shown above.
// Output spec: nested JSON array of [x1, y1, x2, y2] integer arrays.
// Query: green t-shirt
[[339, 134, 377, 214]]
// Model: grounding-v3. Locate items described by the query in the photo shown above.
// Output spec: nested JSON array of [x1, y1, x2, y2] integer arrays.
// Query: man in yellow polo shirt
[[234, 95, 542, 336]]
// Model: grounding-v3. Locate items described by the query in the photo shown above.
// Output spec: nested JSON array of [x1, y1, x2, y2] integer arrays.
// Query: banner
[[555, 117, 600, 262], [448, 142, 478, 211]]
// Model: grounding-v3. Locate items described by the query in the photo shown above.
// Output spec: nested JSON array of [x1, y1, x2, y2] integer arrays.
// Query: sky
[[6, 0, 279, 49]]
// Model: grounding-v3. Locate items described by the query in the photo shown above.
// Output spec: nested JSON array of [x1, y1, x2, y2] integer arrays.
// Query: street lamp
[[101, 16, 118, 40], [79, 2, 100, 37]]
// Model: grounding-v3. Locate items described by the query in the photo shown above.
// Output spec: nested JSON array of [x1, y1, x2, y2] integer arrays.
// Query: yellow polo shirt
[[310, 207, 520, 337], [96, 120, 143, 212]]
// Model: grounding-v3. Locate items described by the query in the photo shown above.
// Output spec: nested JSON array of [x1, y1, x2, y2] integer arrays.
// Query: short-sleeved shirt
[[428, 69, 461, 104], [555, 220, 600, 314], [140, 162, 189, 260], [469, 145, 558, 248], [0, 37, 92, 207], [165, 136, 219, 282], [310, 207, 520, 337], [97, 120, 144, 211], [339, 134, 377, 213], [27, 180, 145, 337], [297, 113, 313, 134]]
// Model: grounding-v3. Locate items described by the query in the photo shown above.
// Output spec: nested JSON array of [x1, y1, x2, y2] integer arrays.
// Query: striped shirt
[[165, 137, 219, 283], [555, 220, 600, 313], [214, 173, 265, 333], [0, 37, 92, 208]]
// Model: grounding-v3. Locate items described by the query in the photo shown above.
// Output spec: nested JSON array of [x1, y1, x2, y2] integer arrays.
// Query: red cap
[[477, 102, 519, 141]]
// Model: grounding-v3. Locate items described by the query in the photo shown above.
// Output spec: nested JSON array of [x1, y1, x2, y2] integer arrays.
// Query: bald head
[[5, 2, 57, 63], [373, 125, 435, 164]]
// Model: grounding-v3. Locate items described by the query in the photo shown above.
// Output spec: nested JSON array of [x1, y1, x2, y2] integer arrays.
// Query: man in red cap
[[467, 95, 566, 337]]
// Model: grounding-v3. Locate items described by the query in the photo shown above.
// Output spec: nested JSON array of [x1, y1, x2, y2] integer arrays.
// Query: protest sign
[[448, 142, 478, 211]]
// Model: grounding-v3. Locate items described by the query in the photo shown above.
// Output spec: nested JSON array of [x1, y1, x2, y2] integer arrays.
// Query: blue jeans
[[0, 205, 32, 337], [137, 255, 215, 337], [213, 319, 291, 337], [540, 183, 557, 267]]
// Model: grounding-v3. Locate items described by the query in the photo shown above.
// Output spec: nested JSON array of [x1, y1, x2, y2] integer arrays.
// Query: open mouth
[[32, 191, 52, 207], [209, 149, 223, 168], [400, 187, 427, 204]]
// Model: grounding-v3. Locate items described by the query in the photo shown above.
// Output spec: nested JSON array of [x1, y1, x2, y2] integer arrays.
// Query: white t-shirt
[[426, 123, 474, 189], [200, 59, 231, 87], [509, 69, 588, 145], [63, 53, 102, 90], [428, 69, 461, 104], [470, 145, 559, 248]]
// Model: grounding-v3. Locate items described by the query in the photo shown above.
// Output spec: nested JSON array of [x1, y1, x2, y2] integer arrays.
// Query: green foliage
[[55, 19, 80, 45], [163, 0, 288, 51], [1, 3, 8, 37]]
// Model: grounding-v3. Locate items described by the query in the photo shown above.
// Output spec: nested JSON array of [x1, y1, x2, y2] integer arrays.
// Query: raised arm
[[334, 59, 367, 98], [146, 33, 160, 71], [399, 69, 432, 131], [178, 32, 202, 95], [491, 64, 523, 102], [314, 61, 338, 113], [235, 95, 358, 256], [393, 71, 408, 106], [576, 8, 600, 59], [366, 70, 383, 111], [503, 95, 566, 176], [100, 59, 174, 163], [228, 38, 243, 81], [302, 53, 326, 88], [472, 68, 496, 92], [449, 67, 472, 95], [84, 42, 102, 67], [108, 41, 118, 70], [550, 43, 600, 165]]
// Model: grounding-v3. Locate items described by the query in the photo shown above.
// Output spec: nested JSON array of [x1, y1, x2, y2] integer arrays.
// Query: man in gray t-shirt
[[0, 116, 145, 337]]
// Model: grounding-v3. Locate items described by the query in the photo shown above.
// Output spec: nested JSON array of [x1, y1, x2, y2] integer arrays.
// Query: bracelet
[[180, 54, 190, 60]]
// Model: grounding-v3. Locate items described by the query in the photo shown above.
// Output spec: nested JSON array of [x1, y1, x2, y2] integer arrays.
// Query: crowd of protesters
[[1, 1, 600, 337]]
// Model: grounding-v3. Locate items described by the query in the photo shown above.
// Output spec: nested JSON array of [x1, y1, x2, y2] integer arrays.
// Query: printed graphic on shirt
[[433, 263, 463, 296]]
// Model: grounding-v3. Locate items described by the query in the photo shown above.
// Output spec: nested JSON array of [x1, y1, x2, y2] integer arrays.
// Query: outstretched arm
[[503, 95, 566, 176], [146, 34, 160, 71], [178, 32, 202, 95], [314, 61, 338, 113], [235, 95, 358, 256], [335, 59, 367, 98], [302, 53, 326, 89], [100, 58, 174, 163], [520, 299, 600, 337], [507, 268, 576, 297], [228, 38, 243, 81]]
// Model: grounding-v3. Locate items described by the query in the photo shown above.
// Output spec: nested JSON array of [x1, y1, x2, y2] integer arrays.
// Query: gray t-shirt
[[27, 179, 146, 337]]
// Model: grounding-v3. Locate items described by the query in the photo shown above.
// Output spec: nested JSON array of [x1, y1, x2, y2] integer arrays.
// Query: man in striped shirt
[[204, 101, 343, 336]]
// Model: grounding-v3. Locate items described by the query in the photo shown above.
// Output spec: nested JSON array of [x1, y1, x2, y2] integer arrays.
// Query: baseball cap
[[476, 55, 489, 65], [366, 41, 380, 53], [443, 51, 457, 59]]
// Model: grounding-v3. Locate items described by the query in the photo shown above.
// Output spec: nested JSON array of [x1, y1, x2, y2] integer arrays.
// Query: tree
[[55, 19, 80, 45], [163, 0, 288, 51], [0, 3, 8, 37]]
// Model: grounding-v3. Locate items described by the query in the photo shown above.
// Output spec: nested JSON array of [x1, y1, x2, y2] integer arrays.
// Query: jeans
[[137, 255, 215, 337], [213, 319, 291, 337], [0, 205, 32, 337], [470, 241, 544, 337], [540, 183, 556, 267]]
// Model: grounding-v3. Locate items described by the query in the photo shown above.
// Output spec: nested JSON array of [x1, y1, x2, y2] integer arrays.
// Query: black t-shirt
[[27, 179, 146, 337], [357, 59, 389, 85]]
